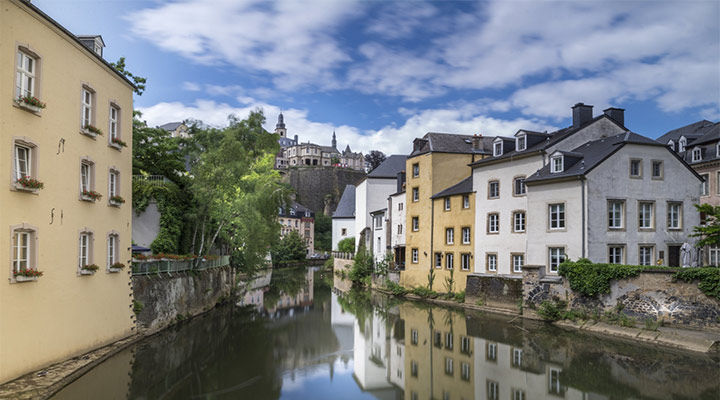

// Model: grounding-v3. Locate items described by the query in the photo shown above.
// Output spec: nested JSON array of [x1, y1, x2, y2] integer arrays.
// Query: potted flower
[[16, 176, 44, 192], [80, 263, 100, 275], [132, 254, 149, 261], [109, 262, 125, 273], [110, 137, 128, 149], [15, 96, 46, 112], [14, 268, 43, 282], [82, 124, 103, 138], [109, 195, 125, 206], [81, 190, 102, 202]]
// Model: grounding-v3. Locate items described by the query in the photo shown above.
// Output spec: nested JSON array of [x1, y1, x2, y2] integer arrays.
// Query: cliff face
[[283, 167, 366, 215]]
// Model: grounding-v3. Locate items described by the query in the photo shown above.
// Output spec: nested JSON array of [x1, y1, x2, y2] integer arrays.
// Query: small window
[[411, 248, 419, 263], [107, 234, 119, 268], [487, 380, 499, 400], [513, 211, 526, 232], [108, 169, 120, 202], [608, 200, 624, 229], [11, 225, 38, 280], [493, 141, 503, 156], [435, 252, 442, 268], [462, 227, 470, 244], [78, 231, 94, 268], [12, 139, 38, 189], [398, 202, 403, 211], [639, 245, 654, 266], [692, 148, 702, 162], [446, 253, 454, 269], [109, 104, 121, 143], [667, 202, 682, 230], [487, 213, 499, 233], [15, 50, 37, 99], [514, 177, 526, 196], [638, 202, 654, 229], [513, 389, 526, 400], [488, 180, 499, 199], [446, 228, 454, 244], [512, 254, 524, 273], [550, 155, 563, 173], [652, 161, 663, 180], [548, 247, 565, 273], [549, 203, 565, 229], [608, 245, 624, 264], [487, 253, 497, 272], [461, 362, 471, 381], [80, 160, 97, 200], [701, 174, 709, 196], [462, 195, 470, 209], [629, 159, 642, 178], [445, 357, 454, 375], [708, 246, 720, 266], [412, 187, 419, 202], [412, 216, 419, 231], [486, 342, 497, 361], [81, 87, 95, 129], [341, 228, 347, 236], [411, 329, 418, 345], [679, 137, 687, 152], [717, 143, 720, 158], [374, 215, 383, 229], [397, 224, 402, 234], [516, 135, 526, 151], [512, 348, 523, 368], [461, 253, 470, 270], [668, 140, 675, 151], [444, 198, 451, 211], [412, 163, 419, 178]]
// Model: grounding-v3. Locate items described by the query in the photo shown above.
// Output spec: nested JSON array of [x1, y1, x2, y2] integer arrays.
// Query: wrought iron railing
[[131, 255, 230, 275], [132, 175, 171, 186]]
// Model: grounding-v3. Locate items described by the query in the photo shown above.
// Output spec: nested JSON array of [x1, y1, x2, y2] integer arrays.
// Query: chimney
[[603, 107, 625, 126], [397, 171, 406, 193], [294, 134, 298, 144], [571, 103, 593, 128], [472, 134, 482, 151]]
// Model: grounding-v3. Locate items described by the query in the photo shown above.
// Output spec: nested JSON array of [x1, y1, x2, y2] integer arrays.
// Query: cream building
[[278, 202, 315, 255], [0, 0, 135, 384]]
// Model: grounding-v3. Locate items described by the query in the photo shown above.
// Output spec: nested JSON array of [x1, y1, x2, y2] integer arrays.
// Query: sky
[[33, 0, 720, 155]]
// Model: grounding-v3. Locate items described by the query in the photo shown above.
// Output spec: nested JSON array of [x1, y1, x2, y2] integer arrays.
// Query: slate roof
[[332, 185, 356, 219], [525, 132, 687, 185], [431, 176, 473, 199], [367, 155, 408, 178], [657, 120, 716, 144], [470, 114, 627, 168], [278, 202, 314, 218], [410, 133, 495, 157], [677, 123, 720, 165], [159, 122, 184, 131]]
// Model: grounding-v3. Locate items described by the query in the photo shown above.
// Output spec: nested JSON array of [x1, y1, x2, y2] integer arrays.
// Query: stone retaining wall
[[466, 274, 523, 312]]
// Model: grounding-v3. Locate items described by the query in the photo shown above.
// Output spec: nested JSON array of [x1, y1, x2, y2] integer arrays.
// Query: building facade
[[0, 0, 135, 383], [388, 178, 406, 269], [278, 202, 315, 255], [331, 184, 355, 251]]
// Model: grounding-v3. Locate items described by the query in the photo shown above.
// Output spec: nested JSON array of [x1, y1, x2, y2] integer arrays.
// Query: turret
[[275, 112, 287, 137], [332, 131, 337, 149]]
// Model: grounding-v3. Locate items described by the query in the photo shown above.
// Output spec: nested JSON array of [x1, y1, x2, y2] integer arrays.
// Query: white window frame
[[709, 245, 720, 266], [630, 159, 642, 177], [548, 247, 565, 273], [411, 248, 418, 263], [435, 252, 442, 268], [412, 187, 419, 202], [12, 231, 31, 273], [444, 197, 451, 211], [446, 228, 454, 244], [638, 202, 654, 229], [80, 162, 91, 193], [488, 180, 499, 199], [445, 357, 454, 375], [512, 254, 524, 273], [652, 161, 663, 180], [514, 177, 526, 196], [513, 211, 526, 232], [512, 348, 523, 367], [550, 156, 563, 173], [639, 245, 654, 266], [461, 362, 470, 381], [446, 253, 454, 270], [608, 245, 624, 264], [549, 203, 565, 230], [487, 253, 497, 272], [109, 105, 119, 141], [488, 213, 499, 233], [679, 137, 686, 152], [516, 134, 526, 151], [16, 50, 36, 99], [462, 195, 469, 208], [82, 88, 94, 128], [717, 143, 720, 158], [14, 144, 31, 181], [608, 200, 624, 229], [412, 163, 419, 177], [462, 227, 470, 244], [461, 253, 470, 270], [493, 141, 503, 156], [109, 170, 118, 198], [107, 234, 117, 267], [701, 174, 709, 196], [412, 217, 419, 231], [487, 342, 497, 361], [667, 202, 682, 230], [692, 148, 702, 162], [79, 232, 91, 267]]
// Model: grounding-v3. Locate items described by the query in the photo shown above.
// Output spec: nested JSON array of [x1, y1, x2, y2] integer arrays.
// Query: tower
[[275, 112, 287, 138], [332, 130, 337, 149]]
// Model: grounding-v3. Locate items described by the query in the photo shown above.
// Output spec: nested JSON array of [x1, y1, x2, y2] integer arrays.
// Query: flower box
[[109, 195, 125, 206], [15, 176, 44, 192], [81, 190, 102, 202], [15, 275, 38, 282], [14, 268, 43, 282], [80, 264, 99, 275], [80, 269, 95, 275], [109, 263, 125, 273], [109, 267, 123, 273], [109, 138, 127, 150], [14, 96, 46, 113]]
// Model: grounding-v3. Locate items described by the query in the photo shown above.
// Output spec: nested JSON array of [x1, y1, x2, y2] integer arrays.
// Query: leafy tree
[[111, 57, 147, 95], [314, 213, 332, 251], [349, 245, 373, 285], [271, 231, 308, 266], [364, 150, 387, 172], [132, 111, 188, 182], [338, 237, 355, 253], [691, 204, 720, 247]]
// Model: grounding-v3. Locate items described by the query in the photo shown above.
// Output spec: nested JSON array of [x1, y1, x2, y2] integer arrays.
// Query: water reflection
[[52, 268, 719, 400]]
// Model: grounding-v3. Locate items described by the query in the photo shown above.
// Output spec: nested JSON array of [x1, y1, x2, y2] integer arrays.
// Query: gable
[[547, 117, 627, 154]]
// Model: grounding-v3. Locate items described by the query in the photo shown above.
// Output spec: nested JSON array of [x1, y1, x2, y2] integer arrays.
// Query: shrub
[[349, 247, 373, 285], [338, 237, 355, 253], [453, 290, 465, 303], [537, 299, 567, 321], [411, 286, 438, 298], [560, 261, 656, 297], [386, 280, 409, 297], [673, 266, 720, 299]]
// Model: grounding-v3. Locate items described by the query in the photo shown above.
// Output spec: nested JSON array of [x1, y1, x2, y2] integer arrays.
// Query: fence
[[133, 175, 171, 186], [132, 255, 230, 275], [332, 251, 354, 260]]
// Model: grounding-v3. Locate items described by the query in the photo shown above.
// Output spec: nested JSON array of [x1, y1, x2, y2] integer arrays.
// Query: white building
[[388, 187, 406, 269], [332, 184, 356, 251], [370, 208, 387, 262], [471, 103, 628, 275]]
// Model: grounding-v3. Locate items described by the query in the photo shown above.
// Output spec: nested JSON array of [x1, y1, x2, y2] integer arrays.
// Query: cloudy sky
[[35, 0, 719, 155]]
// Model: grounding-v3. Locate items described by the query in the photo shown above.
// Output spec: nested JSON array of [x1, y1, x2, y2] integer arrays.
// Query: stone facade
[[284, 166, 365, 217], [465, 274, 523, 311]]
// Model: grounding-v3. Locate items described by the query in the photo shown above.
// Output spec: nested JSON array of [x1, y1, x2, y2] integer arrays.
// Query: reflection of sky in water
[[280, 359, 376, 400]]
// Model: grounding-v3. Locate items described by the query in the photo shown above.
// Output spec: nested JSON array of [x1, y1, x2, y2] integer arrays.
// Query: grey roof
[[525, 132, 695, 185], [321, 146, 340, 154], [470, 114, 627, 168], [657, 120, 716, 144], [278, 202, 314, 218], [370, 208, 387, 215], [686, 122, 720, 147], [367, 155, 408, 178], [159, 122, 184, 131], [677, 123, 720, 165], [410, 133, 495, 157], [431, 176, 473, 199], [332, 185, 356, 219]]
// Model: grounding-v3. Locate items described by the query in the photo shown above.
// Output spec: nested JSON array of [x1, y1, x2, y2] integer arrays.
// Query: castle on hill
[[273, 113, 365, 171]]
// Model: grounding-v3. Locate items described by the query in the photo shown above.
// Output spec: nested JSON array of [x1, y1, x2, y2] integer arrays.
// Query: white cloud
[[137, 99, 556, 155]]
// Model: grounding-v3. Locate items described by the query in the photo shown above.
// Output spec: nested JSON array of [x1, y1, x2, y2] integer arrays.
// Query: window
[[548, 368, 564, 395], [290, 208, 296, 216], [412, 163, 419, 177], [445, 357, 454, 375], [487, 253, 497, 272], [79, 231, 93, 268], [461, 362, 470, 381], [462, 195, 470, 208], [549, 247, 565, 273], [639, 202, 654, 229], [486, 342, 497, 361], [516, 134, 526, 151], [709, 246, 720, 266], [397, 224, 402, 234], [434, 331, 442, 348], [608, 200, 624, 229], [460, 336, 470, 353], [412, 187, 419, 202], [652, 161, 663, 179], [462, 227, 470, 244], [398, 202, 403, 211], [550, 156, 563, 173], [435, 252, 442, 268], [80, 161, 93, 195], [109, 169, 119, 199], [630, 159, 642, 177], [411, 329, 418, 345], [107, 234, 118, 268], [488, 180, 499, 199], [717, 143, 720, 158], [341, 228, 347, 236], [488, 213, 499, 233], [16, 50, 37, 99], [446, 228, 454, 244], [374, 215, 383, 229], [678, 137, 686, 152], [513, 211, 526, 233], [487, 380, 499, 400], [13, 142, 32, 182], [109, 105, 120, 142], [493, 141, 503, 156], [512, 348, 522, 368], [512, 254, 524, 273], [667, 202, 682, 230], [411, 361, 418, 377], [412, 216, 419, 231], [668, 140, 675, 151], [445, 332, 453, 349], [81, 87, 94, 129], [444, 197, 451, 211], [549, 203, 565, 229], [701, 174, 709, 196], [512, 389, 526, 400], [639, 245, 654, 266], [608, 245, 624, 264], [411, 248, 418, 263], [692, 148, 702, 162], [461, 253, 470, 270], [514, 177, 526, 196], [11, 225, 37, 277], [446, 253, 454, 270]]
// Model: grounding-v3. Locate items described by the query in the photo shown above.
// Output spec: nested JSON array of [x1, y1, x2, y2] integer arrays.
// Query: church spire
[[332, 130, 337, 149], [275, 112, 287, 138]]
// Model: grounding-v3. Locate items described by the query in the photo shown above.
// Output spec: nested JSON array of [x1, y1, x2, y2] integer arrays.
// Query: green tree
[[364, 150, 386, 171], [271, 231, 308, 266], [132, 111, 188, 182], [111, 57, 147, 95], [692, 204, 720, 247], [338, 237, 355, 253], [314, 213, 332, 251]]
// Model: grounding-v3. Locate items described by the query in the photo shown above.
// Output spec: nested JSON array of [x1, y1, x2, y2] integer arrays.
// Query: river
[[51, 267, 719, 399]]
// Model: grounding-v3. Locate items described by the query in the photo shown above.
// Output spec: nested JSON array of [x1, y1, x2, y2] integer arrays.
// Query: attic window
[[716, 143, 720, 158], [692, 148, 702, 162], [667, 140, 675, 152], [679, 137, 687, 152], [290, 208, 296, 216], [550, 156, 563, 173], [516, 135, 526, 151], [493, 141, 503, 157]]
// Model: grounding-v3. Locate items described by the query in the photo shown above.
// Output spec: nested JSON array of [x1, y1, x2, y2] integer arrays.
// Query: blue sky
[[34, 0, 720, 155]]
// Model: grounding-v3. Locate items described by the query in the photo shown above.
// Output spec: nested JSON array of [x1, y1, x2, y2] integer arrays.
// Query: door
[[668, 245, 681, 267]]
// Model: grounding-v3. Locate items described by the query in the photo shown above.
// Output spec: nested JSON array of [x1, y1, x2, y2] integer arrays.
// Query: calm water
[[52, 267, 719, 400]]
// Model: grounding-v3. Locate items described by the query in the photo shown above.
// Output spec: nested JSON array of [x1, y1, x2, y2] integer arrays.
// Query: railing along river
[[131, 255, 230, 275]]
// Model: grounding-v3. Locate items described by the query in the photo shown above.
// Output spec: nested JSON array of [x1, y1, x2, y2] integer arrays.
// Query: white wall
[[354, 178, 397, 250], [372, 211, 386, 261], [332, 218, 355, 251], [389, 192, 406, 249]]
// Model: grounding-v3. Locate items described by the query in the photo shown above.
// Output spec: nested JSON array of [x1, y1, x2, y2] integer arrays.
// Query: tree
[[271, 231, 308, 266], [111, 57, 147, 95], [364, 150, 386, 172], [314, 213, 332, 251], [132, 111, 188, 182], [338, 237, 355, 253], [691, 203, 720, 247]]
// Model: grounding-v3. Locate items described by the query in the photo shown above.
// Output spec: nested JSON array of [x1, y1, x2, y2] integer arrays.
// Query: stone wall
[[131, 201, 161, 248], [522, 265, 720, 328], [131, 266, 235, 332], [466, 274, 524, 312], [284, 167, 366, 214]]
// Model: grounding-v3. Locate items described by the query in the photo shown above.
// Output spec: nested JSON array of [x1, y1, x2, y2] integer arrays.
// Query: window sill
[[80, 195, 97, 202], [109, 267, 124, 273], [79, 129, 98, 139], [13, 100, 43, 115], [108, 142, 123, 151], [79, 269, 96, 276], [109, 200, 123, 207], [14, 275, 39, 283], [13, 183, 39, 193]]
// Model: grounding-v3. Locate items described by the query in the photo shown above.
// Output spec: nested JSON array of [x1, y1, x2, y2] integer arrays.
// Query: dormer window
[[668, 140, 675, 152], [516, 135, 526, 151], [290, 208, 296, 216], [716, 143, 720, 158], [550, 155, 563, 173], [493, 141, 503, 157], [679, 137, 687, 152], [305, 210, 310, 217], [692, 148, 702, 162]]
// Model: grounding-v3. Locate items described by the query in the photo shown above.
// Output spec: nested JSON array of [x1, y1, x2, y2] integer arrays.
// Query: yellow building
[[401, 133, 491, 291], [0, 0, 136, 383]]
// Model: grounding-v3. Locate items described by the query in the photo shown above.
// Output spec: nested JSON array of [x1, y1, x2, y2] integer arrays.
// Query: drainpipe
[[581, 177, 586, 258], [430, 199, 434, 274]]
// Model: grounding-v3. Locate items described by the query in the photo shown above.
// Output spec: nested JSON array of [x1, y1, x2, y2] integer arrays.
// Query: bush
[[411, 286, 438, 298], [673, 266, 720, 299], [537, 299, 567, 321], [453, 290, 465, 303], [386, 280, 409, 297], [349, 247, 373, 285], [338, 237, 355, 253]]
